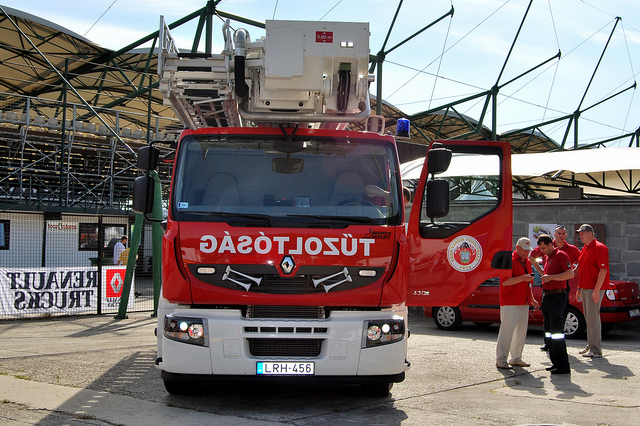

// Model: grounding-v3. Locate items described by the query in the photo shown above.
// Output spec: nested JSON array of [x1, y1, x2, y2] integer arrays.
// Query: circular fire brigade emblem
[[447, 235, 482, 272]]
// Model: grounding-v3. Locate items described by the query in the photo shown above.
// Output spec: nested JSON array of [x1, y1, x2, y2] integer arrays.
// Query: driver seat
[[203, 172, 242, 206], [330, 170, 365, 205]]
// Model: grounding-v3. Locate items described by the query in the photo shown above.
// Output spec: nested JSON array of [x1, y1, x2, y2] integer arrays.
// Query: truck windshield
[[171, 134, 402, 227]]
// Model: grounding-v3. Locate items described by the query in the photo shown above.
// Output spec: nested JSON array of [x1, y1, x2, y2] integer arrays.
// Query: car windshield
[[171, 133, 402, 227]]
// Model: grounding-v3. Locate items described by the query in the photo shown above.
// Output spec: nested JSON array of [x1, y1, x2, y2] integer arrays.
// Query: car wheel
[[564, 307, 586, 339], [433, 306, 463, 331]]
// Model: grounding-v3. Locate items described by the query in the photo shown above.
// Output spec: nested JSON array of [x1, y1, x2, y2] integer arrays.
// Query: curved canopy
[[401, 146, 640, 198], [0, 6, 174, 129]]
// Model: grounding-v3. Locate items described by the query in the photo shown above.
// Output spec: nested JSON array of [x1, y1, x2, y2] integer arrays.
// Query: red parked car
[[424, 275, 640, 338]]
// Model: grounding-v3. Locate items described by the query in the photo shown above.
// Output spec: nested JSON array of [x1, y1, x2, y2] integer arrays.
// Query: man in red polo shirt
[[575, 223, 609, 358], [538, 234, 574, 374], [495, 237, 539, 369], [529, 225, 581, 351]]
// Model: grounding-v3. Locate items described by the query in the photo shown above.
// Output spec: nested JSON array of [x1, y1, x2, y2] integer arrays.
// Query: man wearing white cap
[[575, 224, 609, 358], [496, 237, 539, 369]]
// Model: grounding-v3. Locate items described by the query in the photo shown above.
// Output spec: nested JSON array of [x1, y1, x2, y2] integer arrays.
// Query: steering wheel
[[337, 198, 376, 206]]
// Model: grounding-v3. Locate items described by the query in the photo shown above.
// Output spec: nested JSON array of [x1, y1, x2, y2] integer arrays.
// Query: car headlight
[[363, 318, 405, 348], [164, 315, 209, 346]]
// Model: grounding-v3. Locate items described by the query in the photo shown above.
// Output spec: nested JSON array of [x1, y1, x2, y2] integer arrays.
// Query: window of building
[[0, 220, 9, 250], [79, 223, 98, 250], [78, 224, 126, 251]]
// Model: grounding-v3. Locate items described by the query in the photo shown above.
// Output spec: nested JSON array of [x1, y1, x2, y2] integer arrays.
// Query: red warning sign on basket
[[106, 269, 125, 297], [316, 31, 333, 43]]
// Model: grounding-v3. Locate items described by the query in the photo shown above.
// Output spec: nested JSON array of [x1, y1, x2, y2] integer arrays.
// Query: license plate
[[629, 309, 640, 318], [256, 362, 314, 375]]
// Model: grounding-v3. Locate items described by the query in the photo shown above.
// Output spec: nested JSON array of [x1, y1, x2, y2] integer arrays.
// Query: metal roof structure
[[0, 1, 639, 206], [0, 5, 179, 212], [0, 6, 175, 127]]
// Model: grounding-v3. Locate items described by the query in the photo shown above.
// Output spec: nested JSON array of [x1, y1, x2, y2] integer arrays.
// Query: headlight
[[164, 315, 208, 346], [368, 325, 382, 341], [363, 318, 405, 348]]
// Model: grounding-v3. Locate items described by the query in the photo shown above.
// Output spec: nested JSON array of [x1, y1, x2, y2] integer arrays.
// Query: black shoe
[[540, 345, 549, 351], [545, 366, 556, 371], [550, 368, 571, 375]]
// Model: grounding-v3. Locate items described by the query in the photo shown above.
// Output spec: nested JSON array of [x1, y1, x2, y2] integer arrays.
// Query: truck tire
[[564, 306, 586, 339], [163, 379, 195, 395], [433, 306, 463, 331], [361, 382, 393, 397]]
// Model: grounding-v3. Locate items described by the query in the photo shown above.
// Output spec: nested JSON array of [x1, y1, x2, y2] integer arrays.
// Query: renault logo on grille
[[281, 255, 295, 274]]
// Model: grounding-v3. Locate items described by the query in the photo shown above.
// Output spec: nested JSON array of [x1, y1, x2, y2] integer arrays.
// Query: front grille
[[243, 326, 328, 334], [256, 274, 320, 294], [248, 338, 323, 357], [246, 305, 326, 319]]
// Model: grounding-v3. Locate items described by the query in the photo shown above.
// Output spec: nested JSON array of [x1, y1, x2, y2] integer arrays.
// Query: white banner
[[0, 266, 134, 317]]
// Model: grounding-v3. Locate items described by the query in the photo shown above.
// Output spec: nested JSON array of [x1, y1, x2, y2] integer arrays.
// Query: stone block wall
[[513, 199, 640, 283]]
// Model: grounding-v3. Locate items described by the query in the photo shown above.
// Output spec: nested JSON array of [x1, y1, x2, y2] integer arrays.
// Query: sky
[[1, 0, 639, 149]]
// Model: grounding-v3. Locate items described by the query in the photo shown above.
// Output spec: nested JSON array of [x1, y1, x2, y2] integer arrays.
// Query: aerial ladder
[[157, 17, 376, 130]]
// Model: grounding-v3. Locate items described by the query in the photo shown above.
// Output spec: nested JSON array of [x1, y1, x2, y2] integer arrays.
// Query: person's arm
[[573, 263, 583, 300], [529, 253, 544, 275], [541, 267, 574, 283], [502, 274, 533, 287], [528, 284, 539, 309], [592, 268, 607, 303]]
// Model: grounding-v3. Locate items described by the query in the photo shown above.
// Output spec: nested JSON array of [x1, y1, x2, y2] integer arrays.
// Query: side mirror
[[426, 179, 449, 219], [132, 175, 155, 214], [138, 146, 159, 171], [427, 143, 452, 175]]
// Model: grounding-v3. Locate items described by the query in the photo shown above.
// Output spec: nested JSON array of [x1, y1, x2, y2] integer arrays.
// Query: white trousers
[[496, 305, 530, 363]]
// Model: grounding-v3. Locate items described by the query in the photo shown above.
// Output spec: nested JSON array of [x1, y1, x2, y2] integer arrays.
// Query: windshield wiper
[[183, 211, 273, 227], [287, 214, 377, 225]]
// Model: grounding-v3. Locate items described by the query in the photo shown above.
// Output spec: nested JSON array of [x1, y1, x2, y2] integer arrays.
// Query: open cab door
[[406, 140, 513, 307]]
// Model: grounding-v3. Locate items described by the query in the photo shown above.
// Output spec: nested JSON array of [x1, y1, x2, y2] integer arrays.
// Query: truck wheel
[[163, 379, 194, 395], [564, 307, 586, 339], [361, 382, 393, 397], [433, 306, 462, 331]]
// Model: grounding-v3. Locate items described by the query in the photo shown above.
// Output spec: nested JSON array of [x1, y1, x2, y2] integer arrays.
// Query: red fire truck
[[134, 19, 513, 396]]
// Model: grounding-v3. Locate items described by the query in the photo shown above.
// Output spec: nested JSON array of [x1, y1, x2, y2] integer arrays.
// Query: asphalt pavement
[[0, 310, 638, 425]]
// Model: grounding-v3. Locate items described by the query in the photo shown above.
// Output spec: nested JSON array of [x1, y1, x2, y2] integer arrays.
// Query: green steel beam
[[371, 4, 454, 115], [495, 0, 533, 87], [151, 170, 164, 316], [215, 10, 265, 29], [115, 213, 143, 319]]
